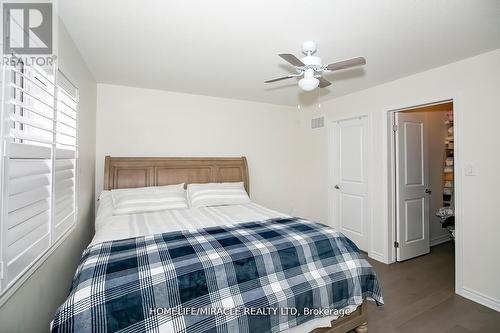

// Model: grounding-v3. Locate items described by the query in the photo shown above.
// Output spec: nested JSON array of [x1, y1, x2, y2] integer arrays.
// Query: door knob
[[334, 185, 341, 190], [425, 189, 432, 194]]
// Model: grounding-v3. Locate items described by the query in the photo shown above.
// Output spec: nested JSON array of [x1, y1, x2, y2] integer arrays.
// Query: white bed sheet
[[92, 191, 359, 333]]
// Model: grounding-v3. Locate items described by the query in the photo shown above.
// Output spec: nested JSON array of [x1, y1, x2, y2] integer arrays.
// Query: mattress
[[60, 192, 375, 333]]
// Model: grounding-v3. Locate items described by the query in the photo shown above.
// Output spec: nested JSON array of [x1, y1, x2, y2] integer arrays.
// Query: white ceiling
[[59, 0, 500, 106]]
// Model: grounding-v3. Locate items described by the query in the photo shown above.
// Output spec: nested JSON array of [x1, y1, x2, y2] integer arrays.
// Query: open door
[[332, 116, 369, 251], [395, 111, 430, 261]]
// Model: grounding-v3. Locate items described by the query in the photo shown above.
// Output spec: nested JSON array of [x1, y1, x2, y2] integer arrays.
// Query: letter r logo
[[3, 2, 52, 54]]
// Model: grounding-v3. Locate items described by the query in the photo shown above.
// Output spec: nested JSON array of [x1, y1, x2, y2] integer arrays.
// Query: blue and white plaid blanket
[[52, 217, 383, 333]]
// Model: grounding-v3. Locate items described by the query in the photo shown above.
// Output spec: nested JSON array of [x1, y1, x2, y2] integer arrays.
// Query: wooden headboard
[[104, 156, 249, 193]]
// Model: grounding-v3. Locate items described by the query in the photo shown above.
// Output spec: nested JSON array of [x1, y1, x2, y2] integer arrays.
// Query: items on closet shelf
[[436, 109, 455, 240], [443, 110, 454, 207], [436, 207, 455, 239]]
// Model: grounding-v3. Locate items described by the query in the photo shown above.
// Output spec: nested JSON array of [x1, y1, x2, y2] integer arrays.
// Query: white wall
[[95, 84, 303, 215], [0, 22, 97, 332], [300, 49, 500, 310]]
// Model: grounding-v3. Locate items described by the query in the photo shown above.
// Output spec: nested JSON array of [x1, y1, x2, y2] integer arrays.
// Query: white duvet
[[92, 191, 360, 333]]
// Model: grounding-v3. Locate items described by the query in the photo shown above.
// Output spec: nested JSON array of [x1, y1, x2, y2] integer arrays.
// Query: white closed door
[[395, 112, 430, 261], [332, 117, 369, 251]]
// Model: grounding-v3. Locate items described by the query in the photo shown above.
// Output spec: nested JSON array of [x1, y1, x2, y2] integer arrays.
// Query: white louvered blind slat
[[7, 199, 50, 229]]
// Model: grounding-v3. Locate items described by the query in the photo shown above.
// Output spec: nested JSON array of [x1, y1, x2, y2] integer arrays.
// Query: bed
[[51, 156, 383, 333]]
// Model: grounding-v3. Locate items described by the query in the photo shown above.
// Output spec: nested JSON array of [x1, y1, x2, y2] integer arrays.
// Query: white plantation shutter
[[6, 155, 51, 284], [54, 74, 78, 240], [1, 64, 55, 288], [0, 64, 79, 294]]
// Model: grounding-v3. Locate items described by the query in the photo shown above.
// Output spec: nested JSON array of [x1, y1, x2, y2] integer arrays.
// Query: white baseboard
[[430, 234, 452, 247], [460, 287, 500, 312], [368, 251, 389, 264]]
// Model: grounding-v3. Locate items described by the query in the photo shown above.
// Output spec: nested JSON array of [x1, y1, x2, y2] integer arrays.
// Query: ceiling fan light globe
[[299, 77, 319, 91]]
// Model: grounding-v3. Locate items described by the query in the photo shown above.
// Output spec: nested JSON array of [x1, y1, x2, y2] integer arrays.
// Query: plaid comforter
[[52, 217, 383, 333]]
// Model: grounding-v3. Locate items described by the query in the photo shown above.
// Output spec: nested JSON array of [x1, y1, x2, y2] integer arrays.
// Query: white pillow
[[111, 184, 188, 215], [187, 182, 250, 208]]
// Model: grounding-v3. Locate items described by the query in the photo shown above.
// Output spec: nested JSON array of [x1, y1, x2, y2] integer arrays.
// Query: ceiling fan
[[264, 41, 366, 91]]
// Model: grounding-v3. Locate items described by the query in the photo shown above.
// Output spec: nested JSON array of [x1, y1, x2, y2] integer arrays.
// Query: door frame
[[385, 97, 463, 295], [327, 113, 372, 254]]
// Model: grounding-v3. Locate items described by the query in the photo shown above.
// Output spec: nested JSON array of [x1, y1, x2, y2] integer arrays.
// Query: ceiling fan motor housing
[[299, 55, 323, 76], [300, 55, 322, 67]]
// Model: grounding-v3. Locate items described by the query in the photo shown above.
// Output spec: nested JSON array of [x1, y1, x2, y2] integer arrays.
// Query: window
[[0, 63, 79, 296]]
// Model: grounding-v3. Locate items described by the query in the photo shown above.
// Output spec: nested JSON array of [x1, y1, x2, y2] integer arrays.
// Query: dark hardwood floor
[[360, 242, 500, 333]]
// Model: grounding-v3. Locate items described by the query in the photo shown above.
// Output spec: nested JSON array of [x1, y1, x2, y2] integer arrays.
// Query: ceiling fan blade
[[318, 77, 331, 88], [326, 56, 366, 71], [279, 53, 305, 67], [264, 75, 297, 83]]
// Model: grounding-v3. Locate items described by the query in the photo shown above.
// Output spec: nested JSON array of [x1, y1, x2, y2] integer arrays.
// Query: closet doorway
[[389, 101, 455, 262]]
